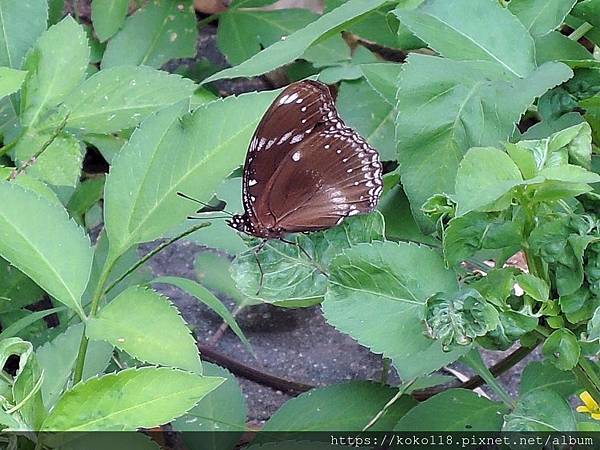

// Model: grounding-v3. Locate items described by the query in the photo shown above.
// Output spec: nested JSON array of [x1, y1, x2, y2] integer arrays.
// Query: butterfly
[[227, 80, 383, 240]]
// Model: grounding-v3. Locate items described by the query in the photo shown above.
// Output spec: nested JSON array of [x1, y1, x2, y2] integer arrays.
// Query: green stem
[[72, 259, 114, 384], [104, 222, 211, 296], [197, 13, 220, 29], [569, 22, 594, 41]]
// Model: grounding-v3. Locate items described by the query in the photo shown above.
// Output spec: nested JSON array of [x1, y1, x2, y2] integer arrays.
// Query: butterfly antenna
[[177, 191, 234, 216]]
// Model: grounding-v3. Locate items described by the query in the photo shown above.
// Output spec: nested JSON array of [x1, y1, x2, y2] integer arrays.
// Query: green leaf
[[503, 388, 576, 431], [0, 257, 43, 314], [322, 241, 466, 379], [12, 340, 45, 429], [0, 67, 26, 99], [153, 276, 252, 354], [173, 362, 247, 450], [360, 63, 402, 106], [0, 0, 47, 69], [0, 183, 92, 317], [203, 0, 388, 83], [104, 91, 276, 258], [396, 55, 572, 228], [91, 0, 129, 42], [535, 32, 592, 65], [560, 288, 600, 324], [336, 78, 396, 160], [0, 306, 63, 340], [424, 288, 499, 349], [233, 212, 384, 307], [572, 0, 600, 28], [86, 286, 201, 373], [58, 65, 196, 134], [67, 176, 105, 225], [36, 323, 113, 409], [516, 273, 550, 302], [542, 328, 580, 370], [520, 360, 578, 399], [509, 0, 577, 37], [262, 382, 416, 432], [41, 367, 224, 431], [20, 16, 89, 127], [454, 147, 523, 216], [395, 388, 506, 431], [102, 0, 197, 68], [217, 9, 349, 67], [395, 0, 535, 77], [443, 212, 521, 267], [18, 132, 83, 187]]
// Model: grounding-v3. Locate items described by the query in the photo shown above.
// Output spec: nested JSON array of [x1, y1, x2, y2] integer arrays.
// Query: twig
[[209, 303, 244, 346], [569, 22, 594, 41]]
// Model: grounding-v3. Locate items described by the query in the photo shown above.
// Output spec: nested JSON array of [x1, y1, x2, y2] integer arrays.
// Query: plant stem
[[72, 259, 114, 384], [569, 22, 594, 41], [103, 222, 211, 296], [363, 379, 415, 431]]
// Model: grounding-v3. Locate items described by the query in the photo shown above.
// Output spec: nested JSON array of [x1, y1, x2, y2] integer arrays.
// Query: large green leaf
[[232, 212, 385, 307], [396, 55, 572, 228], [509, 0, 577, 37], [322, 241, 466, 379], [36, 323, 113, 408], [395, 0, 535, 77], [203, 0, 389, 83], [216, 9, 349, 67], [395, 389, 506, 431], [572, 0, 600, 28], [0, 0, 47, 69], [104, 91, 277, 259], [262, 382, 416, 431], [41, 367, 224, 431], [102, 0, 197, 68], [336, 78, 396, 161], [86, 286, 201, 373], [173, 362, 247, 450], [56, 65, 196, 134], [91, 0, 129, 42], [0, 183, 92, 317], [20, 16, 89, 127], [153, 276, 252, 353], [504, 388, 576, 431], [520, 360, 578, 399]]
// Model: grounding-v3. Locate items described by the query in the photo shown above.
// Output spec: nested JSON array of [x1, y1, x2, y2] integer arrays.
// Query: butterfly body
[[227, 80, 383, 239]]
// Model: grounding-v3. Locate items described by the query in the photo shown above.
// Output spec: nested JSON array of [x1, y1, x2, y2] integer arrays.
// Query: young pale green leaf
[[173, 362, 247, 450], [509, 0, 577, 37], [41, 367, 224, 431], [233, 212, 385, 307], [395, 389, 506, 431], [36, 323, 113, 408], [86, 286, 201, 373], [542, 328, 580, 371], [504, 388, 576, 431], [424, 289, 499, 349], [520, 360, 578, 399], [12, 341, 45, 429], [516, 273, 550, 302], [104, 91, 276, 259], [91, 0, 129, 42], [262, 382, 416, 432], [0, 183, 92, 317], [20, 16, 89, 127], [322, 241, 466, 379], [395, 0, 535, 77], [396, 55, 572, 228], [336, 78, 395, 160], [102, 0, 197, 68], [0, 0, 47, 69], [57, 65, 196, 134], [203, 0, 388, 83], [0, 67, 26, 99], [455, 147, 523, 216], [217, 9, 349, 68], [153, 276, 253, 354]]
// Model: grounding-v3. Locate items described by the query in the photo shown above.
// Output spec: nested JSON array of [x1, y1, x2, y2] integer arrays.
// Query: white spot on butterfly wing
[[291, 134, 304, 144], [284, 93, 299, 104], [292, 151, 301, 161], [248, 179, 257, 186], [301, 106, 307, 112], [278, 131, 293, 144], [279, 95, 289, 104]]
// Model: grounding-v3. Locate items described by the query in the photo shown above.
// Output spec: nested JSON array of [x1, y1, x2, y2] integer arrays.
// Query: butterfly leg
[[254, 239, 268, 296]]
